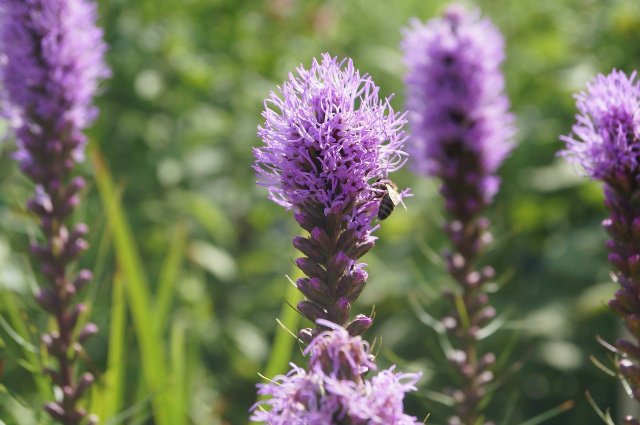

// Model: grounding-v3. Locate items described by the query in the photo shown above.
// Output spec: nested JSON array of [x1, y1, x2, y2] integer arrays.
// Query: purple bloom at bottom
[[251, 323, 422, 425]]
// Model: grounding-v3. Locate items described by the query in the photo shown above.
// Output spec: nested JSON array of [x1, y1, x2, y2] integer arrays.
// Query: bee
[[375, 179, 405, 220]]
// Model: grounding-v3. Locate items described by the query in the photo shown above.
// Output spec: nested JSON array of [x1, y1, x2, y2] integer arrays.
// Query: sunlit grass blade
[[91, 145, 172, 425], [96, 271, 127, 420], [169, 318, 187, 425], [154, 222, 187, 334], [0, 315, 36, 355], [262, 266, 304, 381]]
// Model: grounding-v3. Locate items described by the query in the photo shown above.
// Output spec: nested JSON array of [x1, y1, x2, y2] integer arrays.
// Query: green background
[[1, 0, 639, 423]]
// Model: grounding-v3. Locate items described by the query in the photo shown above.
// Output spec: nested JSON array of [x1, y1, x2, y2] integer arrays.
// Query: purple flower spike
[[403, 6, 514, 424], [251, 322, 422, 425], [561, 70, 640, 182], [561, 69, 640, 420], [0, 0, 110, 179], [0, 1, 109, 423], [403, 4, 514, 209], [254, 53, 409, 337]]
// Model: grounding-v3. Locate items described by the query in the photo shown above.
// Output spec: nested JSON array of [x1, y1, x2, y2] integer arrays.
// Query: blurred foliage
[[2, 0, 640, 424]]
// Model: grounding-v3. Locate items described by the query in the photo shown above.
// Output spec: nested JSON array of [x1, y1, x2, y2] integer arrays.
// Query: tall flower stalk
[[252, 53, 421, 424], [561, 70, 640, 425], [0, 1, 109, 423], [403, 6, 514, 425], [254, 53, 407, 341]]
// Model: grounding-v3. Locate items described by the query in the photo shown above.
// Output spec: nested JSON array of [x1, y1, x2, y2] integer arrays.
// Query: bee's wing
[[385, 184, 402, 206]]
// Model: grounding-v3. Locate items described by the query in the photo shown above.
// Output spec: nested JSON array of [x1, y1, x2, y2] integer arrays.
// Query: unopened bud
[[331, 297, 350, 325], [345, 314, 373, 336], [44, 402, 66, 421], [329, 252, 351, 276], [295, 257, 327, 281], [297, 301, 327, 322], [79, 323, 99, 343], [75, 373, 95, 399], [292, 236, 324, 263]]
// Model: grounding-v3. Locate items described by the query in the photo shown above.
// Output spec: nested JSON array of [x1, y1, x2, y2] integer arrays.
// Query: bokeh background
[[2, 0, 640, 423]]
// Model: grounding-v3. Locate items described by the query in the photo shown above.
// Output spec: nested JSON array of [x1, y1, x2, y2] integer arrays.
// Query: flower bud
[[79, 323, 99, 343], [294, 212, 315, 232], [296, 278, 328, 304], [74, 269, 93, 291], [297, 301, 327, 323], [336, 229, 358, 252], [44, 402, 66, 421], [295, 257, 327, 281], [292, 236, 325, 263], [346, 314, 373, 336], [331, 297, 351, 325], [328, 252, 351, 277]]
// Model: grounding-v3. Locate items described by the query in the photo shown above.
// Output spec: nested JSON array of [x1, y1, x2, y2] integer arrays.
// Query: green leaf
[[0, 291, 50, 400], [99, 272, 127, 420], [154, 222, 187, 334], [169, 318, 187, 425], [91, 145, 172, 425]]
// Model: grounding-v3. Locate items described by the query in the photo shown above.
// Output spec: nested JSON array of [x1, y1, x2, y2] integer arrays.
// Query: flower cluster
[[0, 0, 109, 423], [403, 6, 513, 425], [251, 323, 422, 425], [255, 53, 407, 235], [561, 70, 640, 182], [254, 53, 408, 338], [0, 0, 110, 180], [562, 69, 640, 423], [402, 4, 514, 211]]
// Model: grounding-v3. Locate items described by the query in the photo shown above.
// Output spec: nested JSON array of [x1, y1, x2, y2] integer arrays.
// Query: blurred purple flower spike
[[0, 0, 109, 423], [562, 69, 640, 425], [403, 5, 514, 424]]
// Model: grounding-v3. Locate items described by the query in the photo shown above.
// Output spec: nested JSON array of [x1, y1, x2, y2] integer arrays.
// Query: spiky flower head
[[561, 70, 640, 183], [0, 0, 110, 180], [254, 53, 408, 237], [402, 4, 514, 203], [251, 322, 422, 425]]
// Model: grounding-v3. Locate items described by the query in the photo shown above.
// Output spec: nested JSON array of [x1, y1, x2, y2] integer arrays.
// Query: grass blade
[[154, 222, 187, 334], [91, 145, 171, 425], [262, 266, 303, 380], [517, 400, 575, 425], [169, 318, 187, 425], [100, 272, 127, 420], [0, 291, 50, 400]]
